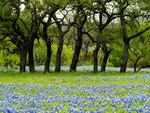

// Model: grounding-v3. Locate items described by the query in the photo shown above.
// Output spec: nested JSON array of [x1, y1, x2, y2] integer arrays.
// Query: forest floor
[[0, 71, 150, 112]]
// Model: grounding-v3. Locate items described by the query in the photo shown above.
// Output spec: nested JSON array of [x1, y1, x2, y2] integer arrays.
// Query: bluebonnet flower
[[0, 74, 150, 112]]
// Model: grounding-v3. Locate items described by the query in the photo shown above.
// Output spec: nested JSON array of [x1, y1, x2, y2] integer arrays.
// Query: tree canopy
[[0, 0, 150, 73]]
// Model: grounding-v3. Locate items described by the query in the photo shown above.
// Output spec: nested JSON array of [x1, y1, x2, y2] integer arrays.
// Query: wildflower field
[[0, 71, 150, 113]]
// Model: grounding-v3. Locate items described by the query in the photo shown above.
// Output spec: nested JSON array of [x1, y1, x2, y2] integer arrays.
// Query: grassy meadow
[[0, 71, 149, 85], [0, 71, 150, 112]]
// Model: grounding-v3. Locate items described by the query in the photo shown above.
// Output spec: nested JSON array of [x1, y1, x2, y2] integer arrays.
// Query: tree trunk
[[93, 43, 101, 73], [120, 10, 129, 73], [42, 25, 52, 73], [44, 41, 52, 73], [28, 40, 35, 73], [133, 56, 142, 72], [55, 34, 64, 72], [101, 48, 111, 72], [120, 40, 129, 72], [70, 29, 82, 71], [19, 47, 27, 73]]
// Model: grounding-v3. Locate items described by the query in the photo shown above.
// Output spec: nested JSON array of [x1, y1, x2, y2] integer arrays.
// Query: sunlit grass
[[0, 71, 149, 85]]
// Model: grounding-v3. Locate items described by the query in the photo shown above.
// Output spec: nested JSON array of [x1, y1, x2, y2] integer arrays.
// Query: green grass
[[0, 71, 149, 85]]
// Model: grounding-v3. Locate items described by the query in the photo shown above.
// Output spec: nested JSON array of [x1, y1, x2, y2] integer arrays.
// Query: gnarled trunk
[[19, 47, 27, 73], [55, 34, 64, 72], [93, 43, 101, 73], [70, 29, 82, 71], [28, 40, 35, 73]]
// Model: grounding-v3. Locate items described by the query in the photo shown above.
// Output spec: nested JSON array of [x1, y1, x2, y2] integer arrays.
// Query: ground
[[0, 71, 150, 113]]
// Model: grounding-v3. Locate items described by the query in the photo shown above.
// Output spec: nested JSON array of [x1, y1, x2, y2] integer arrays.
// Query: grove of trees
[[0, 0, 150, 73]]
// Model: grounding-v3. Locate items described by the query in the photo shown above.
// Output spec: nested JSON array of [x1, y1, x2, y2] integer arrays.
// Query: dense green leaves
[[0, 0, 149, 72]]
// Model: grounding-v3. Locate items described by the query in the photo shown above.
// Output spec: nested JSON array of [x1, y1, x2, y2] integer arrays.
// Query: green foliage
[[0, 50, 19, 67], [129, 32, 150, 69], [109, 43, 123, 67], [33, 39, 74, 66], [0, 41, 19, 67], [34, 39, 46, 65], [0, 0, 150, 71], [0, 0, 13, 19], [51, 44, 74, 66], [61, 45, 73, 65]]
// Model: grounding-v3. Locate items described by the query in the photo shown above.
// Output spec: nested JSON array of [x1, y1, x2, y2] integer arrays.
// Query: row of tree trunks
[[19, 42, 111, 73]]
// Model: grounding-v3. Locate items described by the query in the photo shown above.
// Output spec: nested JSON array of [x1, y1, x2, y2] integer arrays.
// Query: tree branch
[[128, 26, 150, 41], [82, 32, 96, 43]]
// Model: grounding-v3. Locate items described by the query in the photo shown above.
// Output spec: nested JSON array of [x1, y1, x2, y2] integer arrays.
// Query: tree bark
[[28, 40, 35, 73], [53, 13, 71, 72], [101, 47, 111, 72], [93, 43, 101, 73], [44, 40, 52, 73], [42, 25, 52, 73], [70, 29, 82, 71], [19, 47, 27, 73], [120, 40, 129, 72], [120, 11, 129, 73], [55, 34, 64, 72], [70, 7, 87, 71]]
